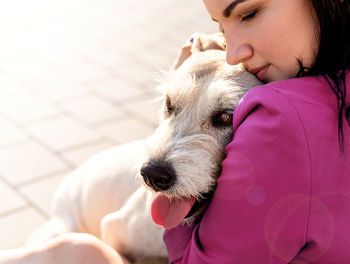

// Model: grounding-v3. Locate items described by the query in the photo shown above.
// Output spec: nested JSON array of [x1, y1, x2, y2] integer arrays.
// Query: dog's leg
[[27, 216, 77, 245], [101, 187, 167, 260], [28, 140, 148, 246]]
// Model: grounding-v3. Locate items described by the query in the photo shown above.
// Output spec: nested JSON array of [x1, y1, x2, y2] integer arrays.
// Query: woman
[[1, 0, 349, 263], [164, 1, 350, 263]]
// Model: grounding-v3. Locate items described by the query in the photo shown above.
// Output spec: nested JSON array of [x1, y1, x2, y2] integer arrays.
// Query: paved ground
[[0, 0, 218, 250]]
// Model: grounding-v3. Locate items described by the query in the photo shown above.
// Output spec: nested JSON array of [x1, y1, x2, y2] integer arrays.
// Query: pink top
[[164, 72, 350, 264]]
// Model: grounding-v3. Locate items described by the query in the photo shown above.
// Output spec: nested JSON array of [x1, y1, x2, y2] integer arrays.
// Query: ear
[[191, 32, 226, 53]]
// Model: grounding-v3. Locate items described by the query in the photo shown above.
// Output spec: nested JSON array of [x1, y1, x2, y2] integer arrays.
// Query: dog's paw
[[100, 214, 115, 246], [100, 212, 124, 250]]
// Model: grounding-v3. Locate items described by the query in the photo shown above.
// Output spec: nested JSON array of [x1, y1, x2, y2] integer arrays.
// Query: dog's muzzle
[[140, 161, 176, 192]]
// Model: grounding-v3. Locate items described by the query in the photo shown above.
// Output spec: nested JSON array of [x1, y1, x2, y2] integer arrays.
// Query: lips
[[248, 64, 270, 81]]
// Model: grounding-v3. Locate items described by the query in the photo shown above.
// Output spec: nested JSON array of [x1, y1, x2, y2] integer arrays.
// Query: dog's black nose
[[140, 161, 176, 191]]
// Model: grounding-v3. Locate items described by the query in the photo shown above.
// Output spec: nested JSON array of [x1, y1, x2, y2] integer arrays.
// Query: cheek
[[259, 19, 314, 76], [248, 9, 291, 60], [272, 2, 318, 66]]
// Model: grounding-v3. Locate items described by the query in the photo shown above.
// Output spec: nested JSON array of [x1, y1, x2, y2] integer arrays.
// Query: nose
[[140, 161, 176, 191], [225, 30, 253, 65]]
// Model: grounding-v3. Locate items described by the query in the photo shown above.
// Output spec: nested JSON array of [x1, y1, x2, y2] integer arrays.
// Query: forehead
[[202, 0, 240, 18]]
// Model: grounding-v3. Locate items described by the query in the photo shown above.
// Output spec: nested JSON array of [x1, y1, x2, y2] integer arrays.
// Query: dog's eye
[[165, 96, 174, 114], [219, 113, 231, 123], [212, 112, 233, 127]]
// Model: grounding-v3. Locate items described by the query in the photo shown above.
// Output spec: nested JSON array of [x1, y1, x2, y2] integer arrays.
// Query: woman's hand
[[172, 32, 226, 70], [172, 37, 194, 70]]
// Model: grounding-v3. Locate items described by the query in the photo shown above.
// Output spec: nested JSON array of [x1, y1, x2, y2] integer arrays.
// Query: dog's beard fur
[[147, 131, 223, 198]]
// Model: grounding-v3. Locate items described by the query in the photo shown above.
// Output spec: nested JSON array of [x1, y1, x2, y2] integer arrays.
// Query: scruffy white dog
[[28, 33, 261, 263]]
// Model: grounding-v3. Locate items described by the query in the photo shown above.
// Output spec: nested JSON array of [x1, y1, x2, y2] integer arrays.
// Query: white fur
[[28, 33, 262, 262]]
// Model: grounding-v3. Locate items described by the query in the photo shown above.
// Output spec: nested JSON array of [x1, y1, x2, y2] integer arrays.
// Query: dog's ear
[[191, 32, 226, 53]]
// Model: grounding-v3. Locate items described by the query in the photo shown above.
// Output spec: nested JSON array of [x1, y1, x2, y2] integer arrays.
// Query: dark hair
[[297, 0, 350, 152]]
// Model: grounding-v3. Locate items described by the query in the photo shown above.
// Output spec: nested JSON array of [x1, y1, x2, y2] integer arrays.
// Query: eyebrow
[[223, 0, 247, 17]]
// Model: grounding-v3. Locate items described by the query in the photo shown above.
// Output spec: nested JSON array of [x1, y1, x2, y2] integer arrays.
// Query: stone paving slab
[[0, 0, 218, 250]]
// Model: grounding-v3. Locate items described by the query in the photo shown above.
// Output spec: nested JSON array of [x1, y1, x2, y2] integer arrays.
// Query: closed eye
[[241, 8, 260, 22]]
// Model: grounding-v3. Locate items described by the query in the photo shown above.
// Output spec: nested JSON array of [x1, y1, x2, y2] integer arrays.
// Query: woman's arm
[[164, 85, 311, 263], [0, 233, 131, 264]]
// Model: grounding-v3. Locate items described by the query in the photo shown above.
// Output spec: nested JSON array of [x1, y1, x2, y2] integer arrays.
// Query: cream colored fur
[[27, 33, 262, 263]]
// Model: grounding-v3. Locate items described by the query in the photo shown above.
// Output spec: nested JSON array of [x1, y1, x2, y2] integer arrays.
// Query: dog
[[27, 33, 262, 263]]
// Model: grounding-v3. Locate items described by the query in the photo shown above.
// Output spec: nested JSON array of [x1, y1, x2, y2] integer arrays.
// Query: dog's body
[[29, 141, 164, 260], [28, 34, 262, 262]]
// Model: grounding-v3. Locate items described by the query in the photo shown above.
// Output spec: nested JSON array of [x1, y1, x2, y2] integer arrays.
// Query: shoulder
[[216, 78, 315, 205], [225, 77, 328, 170], [232, 75, 332, 133]]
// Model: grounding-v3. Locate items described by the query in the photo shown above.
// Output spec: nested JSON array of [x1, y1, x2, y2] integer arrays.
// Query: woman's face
[[203, 0, 319, 83]]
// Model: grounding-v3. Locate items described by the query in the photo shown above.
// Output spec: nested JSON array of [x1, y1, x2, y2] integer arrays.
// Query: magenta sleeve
[[163, 86, 312, 264]]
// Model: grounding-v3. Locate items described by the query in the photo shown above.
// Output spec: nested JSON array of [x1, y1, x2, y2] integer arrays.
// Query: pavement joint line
[[0, 205, 29, 218], [14, 168, 71, 189], [0, 114, 76, 171], [53, 138, 117, 154], [88, 88, 156, 107], [89, 91, 159, 129], [0, 175, 49, 219], [0, 139, 30, 151], [0, 84, 116, 158]]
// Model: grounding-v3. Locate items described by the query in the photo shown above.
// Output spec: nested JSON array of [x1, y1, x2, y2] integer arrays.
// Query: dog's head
[[141, 46, 262, 229]]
